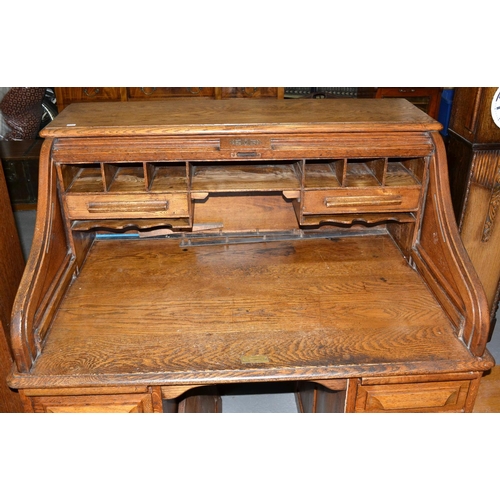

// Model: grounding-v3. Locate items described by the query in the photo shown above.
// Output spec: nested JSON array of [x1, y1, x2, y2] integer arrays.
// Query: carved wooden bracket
[[479, 151, 500, 242]]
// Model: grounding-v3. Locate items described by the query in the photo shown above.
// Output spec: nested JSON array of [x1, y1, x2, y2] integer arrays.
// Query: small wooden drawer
[[302, 187, 421, 214], [127, 87, 216, 99], [355, 380, 471, 412], [29, 393, 157, 413], [64, 193, 190, 219]]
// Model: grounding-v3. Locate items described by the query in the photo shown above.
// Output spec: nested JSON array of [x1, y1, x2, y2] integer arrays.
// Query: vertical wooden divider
[[101, 163, 118, 191], [367, 158, 387, 185], [144, 162, 155, 191], [334, 158, 347, 186]]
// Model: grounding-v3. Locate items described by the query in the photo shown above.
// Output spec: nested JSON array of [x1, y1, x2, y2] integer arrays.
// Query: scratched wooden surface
[[40, 98, 441, 138], [27, 233, 474, 387]]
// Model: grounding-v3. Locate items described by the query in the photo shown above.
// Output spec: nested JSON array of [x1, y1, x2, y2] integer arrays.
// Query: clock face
[[491, 87, 500, 128]]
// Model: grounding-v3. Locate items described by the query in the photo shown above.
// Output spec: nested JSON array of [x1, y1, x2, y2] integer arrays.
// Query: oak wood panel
[[459, 184, 500, 315], [355, 380, 471, 412], [10, 140, 76, 371], [41, 99, 441, 139], [193, 194, 299, 231], [416, 133, 490, 356], [29, 393, 156, 412], [473, 366, 500, 412], [10, 98, 493, 412], [50, 133, 435, 164], [11, 234, 482, 390], [271, 132, 434, 158]]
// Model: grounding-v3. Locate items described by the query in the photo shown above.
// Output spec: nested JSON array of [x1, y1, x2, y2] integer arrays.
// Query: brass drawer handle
[[140, 87, 157, 95], [87, 200, 169, 213], [324, 195, 403, 208], [186, 87, 203, 94], [233, 151, 260, 158]]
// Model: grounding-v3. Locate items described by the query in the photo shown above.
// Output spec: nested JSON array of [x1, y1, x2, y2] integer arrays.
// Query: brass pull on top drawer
[[231, 151, 261, 158], [324, 194, 403, 208], [87, 200, 169, 213]]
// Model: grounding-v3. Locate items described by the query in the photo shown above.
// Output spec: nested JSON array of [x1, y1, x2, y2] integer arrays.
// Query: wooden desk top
[[40, 98, 442, 138], [11, 232, 489, 390]]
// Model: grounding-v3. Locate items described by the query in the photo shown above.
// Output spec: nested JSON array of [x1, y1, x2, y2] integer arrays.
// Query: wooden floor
[[473, 366, 500, 412]]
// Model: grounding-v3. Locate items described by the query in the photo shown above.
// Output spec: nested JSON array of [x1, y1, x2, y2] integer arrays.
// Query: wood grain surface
[[18, 233, 480, 388], [9, 98, 493, 412], [41, 98, 441, 138]]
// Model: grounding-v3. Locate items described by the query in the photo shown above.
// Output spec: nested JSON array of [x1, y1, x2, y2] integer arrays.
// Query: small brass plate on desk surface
[[241, 355, 270, 364]]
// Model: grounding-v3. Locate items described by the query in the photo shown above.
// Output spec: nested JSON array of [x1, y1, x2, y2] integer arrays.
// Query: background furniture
[[446, 87, 500, 328], [0, 162, 25, 412], [375, 87, 442, 119], [0, 139, 42, 210], [54, 87, 285, 112], [8, 98, 492, 412], [284, 87, 377, 99], [55, 87, 443, 116]]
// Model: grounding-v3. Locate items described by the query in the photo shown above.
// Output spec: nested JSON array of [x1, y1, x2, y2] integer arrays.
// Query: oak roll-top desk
[[8, 98, 494, 412]]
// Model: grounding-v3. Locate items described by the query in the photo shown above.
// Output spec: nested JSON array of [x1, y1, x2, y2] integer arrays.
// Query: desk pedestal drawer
[[27, 393, 157, 413], [355, 380, 471, 412]]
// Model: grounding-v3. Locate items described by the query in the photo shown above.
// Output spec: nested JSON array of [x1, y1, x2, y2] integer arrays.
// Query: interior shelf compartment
[[190, 160, 302, 193], [58, 161, 190, 194], [303, 157, 425, 190], [303, 159, 343, 188], [386, 157, 425, 186], [345, 159, 385, 187], [104, 163, 145, 192], [147, 162, 189, 192], [59, 163, 103, 193]]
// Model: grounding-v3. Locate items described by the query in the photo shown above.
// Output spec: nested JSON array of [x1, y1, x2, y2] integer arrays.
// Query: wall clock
[[491, 87, 500, 128]]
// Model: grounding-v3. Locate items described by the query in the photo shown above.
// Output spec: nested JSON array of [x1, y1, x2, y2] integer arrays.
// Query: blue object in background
[[438, 89, 455, 136]]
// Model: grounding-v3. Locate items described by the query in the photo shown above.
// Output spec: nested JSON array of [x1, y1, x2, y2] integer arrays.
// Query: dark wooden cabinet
[[0, 139, 42, 209], [446, 87, 500, 325], [0, 162, 25, 412], [7, 98, 493, 412], [375, 87, 442, 119]]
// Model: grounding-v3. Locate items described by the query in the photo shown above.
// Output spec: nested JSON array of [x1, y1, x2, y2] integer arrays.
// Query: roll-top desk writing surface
[[8, 98, 494, 412]]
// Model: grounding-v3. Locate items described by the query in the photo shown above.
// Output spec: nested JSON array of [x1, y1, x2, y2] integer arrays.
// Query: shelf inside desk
[[31, 232, 472, 385], [190, 161, 301, 193]]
